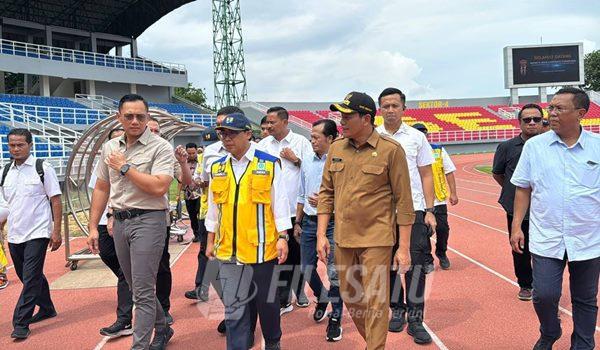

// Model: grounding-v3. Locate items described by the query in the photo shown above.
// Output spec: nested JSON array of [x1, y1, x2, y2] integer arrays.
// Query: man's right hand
[[316, 234, 330, 263], [107, 217, 114, 236], [205, 240, 215, 260], [87, 228, 100, 254], [510, 228, 525, 254]]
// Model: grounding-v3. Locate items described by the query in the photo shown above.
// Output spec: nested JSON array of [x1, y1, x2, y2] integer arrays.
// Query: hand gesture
[[106, 151, 127, 171]]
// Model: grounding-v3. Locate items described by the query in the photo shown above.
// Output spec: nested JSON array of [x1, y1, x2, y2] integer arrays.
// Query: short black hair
[[118, 94, 148, 111], [313, 119, 338, 139], [7, 128, 32, 144], [216, 106, 244, 117], [518, 103, 544, 120], [185, 142, 198, 149], [108, 127, 124, 139], [260, 116, 268, 125], [266, 106, 289, 121], [555, 87, 590, 112], [378, 87, 406, 105]]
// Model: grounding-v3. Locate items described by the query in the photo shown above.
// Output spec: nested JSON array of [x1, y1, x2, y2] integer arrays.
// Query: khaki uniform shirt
[[96, 127, 175, 210], [317, 130, 415, 248]]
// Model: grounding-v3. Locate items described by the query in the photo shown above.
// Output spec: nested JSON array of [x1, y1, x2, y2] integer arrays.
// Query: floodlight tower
[[212, 0, 248, 109]]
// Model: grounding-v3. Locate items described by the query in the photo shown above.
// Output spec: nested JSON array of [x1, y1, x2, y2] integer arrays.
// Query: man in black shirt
[[492, 103, 544, 301]]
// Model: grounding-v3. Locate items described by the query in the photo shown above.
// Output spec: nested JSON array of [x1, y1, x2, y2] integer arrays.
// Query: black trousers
[[185, 199, 200, 239], [433, 204, 450, 257], [506, 214, 533, 289], [390, 211, 429, 323], [277, 217, 306, 306], [9, 238, 55, 331], [98, 224, 173, 321]]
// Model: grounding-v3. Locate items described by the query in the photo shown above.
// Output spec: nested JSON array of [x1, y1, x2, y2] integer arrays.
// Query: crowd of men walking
[[0, 87, 597, 350]]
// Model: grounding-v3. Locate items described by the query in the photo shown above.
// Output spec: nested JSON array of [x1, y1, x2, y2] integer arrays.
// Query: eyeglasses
[[521, 117, 543, 124], [547, 105, 578, 114], [122, 113, 148, 122], [219, 129, 244, 139]]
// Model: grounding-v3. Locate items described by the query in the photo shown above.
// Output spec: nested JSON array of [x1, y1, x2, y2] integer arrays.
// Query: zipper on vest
[[232, 182, 240, 258]]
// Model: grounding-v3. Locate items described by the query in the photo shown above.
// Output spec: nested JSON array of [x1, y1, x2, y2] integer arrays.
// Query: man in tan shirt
[[317, 92, 414, 350], [87, 94, 176, 350]]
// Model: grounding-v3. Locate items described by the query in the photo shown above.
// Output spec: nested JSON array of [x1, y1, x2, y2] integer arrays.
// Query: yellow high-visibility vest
[[431, 144, 449, 202], [210, 150, 278, 264]]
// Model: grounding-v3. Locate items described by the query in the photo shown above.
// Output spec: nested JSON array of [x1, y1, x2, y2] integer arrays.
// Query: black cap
[[330, 92, 377, 116], [412, 123, 428, 133], [542, 119, 549, 127], [215, 113, 252, 131], [202, 128, 219, 145]]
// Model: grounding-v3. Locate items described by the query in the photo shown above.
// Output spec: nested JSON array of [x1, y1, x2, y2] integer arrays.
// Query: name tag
[[213, 172, 227, 177], [252, 170, 270, 175], [332, 158, 343, 163]]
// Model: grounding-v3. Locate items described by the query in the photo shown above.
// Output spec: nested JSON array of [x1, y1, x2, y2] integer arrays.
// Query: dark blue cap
[[215, 113, 252, 131], [202, 128, 219, 145]]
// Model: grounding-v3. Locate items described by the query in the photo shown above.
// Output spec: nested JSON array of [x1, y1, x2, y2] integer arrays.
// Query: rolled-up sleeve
[[317, 151, 334, 214], [297, 162, 306, 205], [205, 183, 218, 232], [272, 161, 292, 232], [96, 144, 110, 182], [511, 142, 532, 188], [390, 145, 415, 225], [151, 142, 175, 178]]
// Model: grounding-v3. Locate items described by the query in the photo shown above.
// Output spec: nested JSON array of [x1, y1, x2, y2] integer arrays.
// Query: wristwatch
[[120, 163, 131, 176], [278, 233, 289, 241], [106, 212, 113, 219], [424, 207, 435, 214]]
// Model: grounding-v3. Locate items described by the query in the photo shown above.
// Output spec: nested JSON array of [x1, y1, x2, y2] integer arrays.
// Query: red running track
[[0, 152, 598, 349]]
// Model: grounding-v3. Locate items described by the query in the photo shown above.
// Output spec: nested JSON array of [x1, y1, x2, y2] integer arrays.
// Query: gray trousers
[[113, 210, 167, 350]]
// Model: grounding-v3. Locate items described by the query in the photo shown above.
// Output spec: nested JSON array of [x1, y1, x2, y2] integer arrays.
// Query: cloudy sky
[[137, 0, 600, 104]]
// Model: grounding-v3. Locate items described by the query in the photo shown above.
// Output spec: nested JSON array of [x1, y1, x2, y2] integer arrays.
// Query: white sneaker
[[280, 303, 293, 316]]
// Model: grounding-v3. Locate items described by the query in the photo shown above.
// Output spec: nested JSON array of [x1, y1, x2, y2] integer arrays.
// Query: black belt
[[304, 214, 334, 222], [113, 209, 163, 221]]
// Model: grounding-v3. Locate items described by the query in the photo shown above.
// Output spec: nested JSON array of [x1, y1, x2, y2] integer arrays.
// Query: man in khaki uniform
[[88, 94, 177, 350], [317, 92, 415, 350]]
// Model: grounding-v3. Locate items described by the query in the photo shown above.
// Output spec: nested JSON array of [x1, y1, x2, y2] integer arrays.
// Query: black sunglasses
[[521, 117, 543, 124]]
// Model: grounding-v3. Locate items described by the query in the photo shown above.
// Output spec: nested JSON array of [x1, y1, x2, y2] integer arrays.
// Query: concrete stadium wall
[[94, 82, 170, 103]]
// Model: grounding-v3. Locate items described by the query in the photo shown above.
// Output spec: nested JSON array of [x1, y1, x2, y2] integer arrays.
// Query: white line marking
[[93, 238, 194, 349], [448, 212, 508, 236], [461, 163, 491, 178], [458, 198, 504, 210], [456, 178, 499, 187], [423, 322, 449, 350], [443, 243, 600, 332], [456, 186, 498, 196]]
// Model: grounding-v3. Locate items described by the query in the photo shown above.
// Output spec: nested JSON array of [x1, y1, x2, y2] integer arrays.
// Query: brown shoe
[[518, 288, 533, 301]]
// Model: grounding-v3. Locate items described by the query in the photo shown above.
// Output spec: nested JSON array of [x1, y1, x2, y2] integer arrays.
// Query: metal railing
[[74, 94, 118, 111], [179, 114, 215, 126], [427, 125, 600, 143], [5, 103, 111, 125], [0, 39, 186, 75]]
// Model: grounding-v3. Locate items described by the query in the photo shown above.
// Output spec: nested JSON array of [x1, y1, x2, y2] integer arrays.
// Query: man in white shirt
[[511, 88, 600, 350], [376, 87, 437, 344], [1, 128, 62, 340], [258, 106, 313, 314]]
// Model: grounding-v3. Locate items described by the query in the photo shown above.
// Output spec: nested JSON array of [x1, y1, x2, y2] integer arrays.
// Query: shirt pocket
[[578, 161, 600, 188], [130, 156, 152, 174], [23, 178, 44, 196], [360, 164, 386, 192], [251, 175, 271, 204], [329, 162, 345, 184], [211, 176, 230, 204]]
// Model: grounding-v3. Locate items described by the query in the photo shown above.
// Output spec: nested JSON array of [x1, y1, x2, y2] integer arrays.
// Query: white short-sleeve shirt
[[434, 147, 457, 206], [377, 123, 434, 211], [1, 156, 62, 244]]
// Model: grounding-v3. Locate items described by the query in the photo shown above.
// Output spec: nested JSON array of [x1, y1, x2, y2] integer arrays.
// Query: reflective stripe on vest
[[431, 145, 449, 202]]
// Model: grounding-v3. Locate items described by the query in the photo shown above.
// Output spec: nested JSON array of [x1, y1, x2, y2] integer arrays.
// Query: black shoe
[[295, 292, 310, 308], [438, 255, 451, 270], [165, 311, 174, 326], [388, 308, 406, 332], [423, 263, 435, 274], [11, 328, 30, 340], [280, 302, 293, 315], [264, 340, 281, 350], [99, 321, 134, 338], [313, 302, 329, 323], [30, 309, 57, 324], [149, 326, 174, 350], [185, 289, 209, 302], [532, 330, 562, 350], [326, 317, 343, 342], [192, 236, 199, 243], [407, 322, 432, 344], [217, 320, 226, 334]]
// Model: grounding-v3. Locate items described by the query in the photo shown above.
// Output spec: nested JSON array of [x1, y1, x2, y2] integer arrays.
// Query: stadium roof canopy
[[0, 0, 194, 38]]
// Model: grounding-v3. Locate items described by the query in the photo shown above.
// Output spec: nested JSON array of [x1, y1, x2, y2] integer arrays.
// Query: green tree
[[584, 50, 600, 91], [174, 83, 210, 108]]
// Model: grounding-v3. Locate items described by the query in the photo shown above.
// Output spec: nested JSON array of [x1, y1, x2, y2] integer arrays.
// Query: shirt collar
[[19, 155, 35, 167], [119, 126, 152, 146], [272, 130, 294, 144], [313, 152, 327, 161], [376, 123, 407, 137], [230, 143, 256, 163], [349, 129, 379, 149], [548, 128, 587, 149]]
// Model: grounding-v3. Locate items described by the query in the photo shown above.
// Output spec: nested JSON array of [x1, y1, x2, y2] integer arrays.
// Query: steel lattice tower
[[212, 0, 248, 109]]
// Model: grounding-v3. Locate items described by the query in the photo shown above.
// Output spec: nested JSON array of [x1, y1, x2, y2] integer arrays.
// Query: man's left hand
[[106, 151, 127, 171], [425, 211, 437, 234], [49, 230, 62, 252], [277, 238, 288, 264], [449, 193, 459, 206], [280, 147, 298, 163], [174, 145, 188, 164]]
